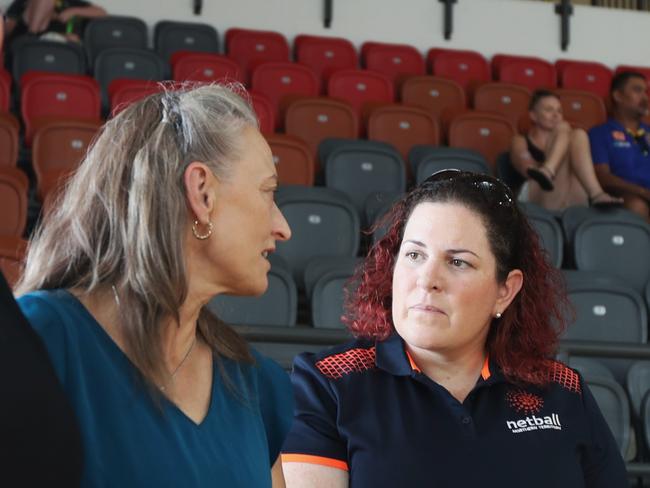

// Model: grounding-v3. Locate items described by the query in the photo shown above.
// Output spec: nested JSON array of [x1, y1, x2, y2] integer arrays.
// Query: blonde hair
[[17, 83, 258, 386]]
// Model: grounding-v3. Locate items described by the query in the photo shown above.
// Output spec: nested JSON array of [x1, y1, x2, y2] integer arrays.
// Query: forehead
[[535, 96, 560, 109], [231, 125, 276, 179], [621, 76, 647, 92]]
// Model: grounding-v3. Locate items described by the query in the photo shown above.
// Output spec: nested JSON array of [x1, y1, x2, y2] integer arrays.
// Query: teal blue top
[[18, 289, 294, 488]]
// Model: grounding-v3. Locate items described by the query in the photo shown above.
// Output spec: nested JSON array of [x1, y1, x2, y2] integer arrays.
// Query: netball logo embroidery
[[505, 389, 562, 434]]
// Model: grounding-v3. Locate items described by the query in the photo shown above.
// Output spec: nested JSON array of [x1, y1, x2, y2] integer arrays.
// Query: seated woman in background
[[282, 170, 627, 487], [510, 89, 621, 210], [16, 84, 293, 487]]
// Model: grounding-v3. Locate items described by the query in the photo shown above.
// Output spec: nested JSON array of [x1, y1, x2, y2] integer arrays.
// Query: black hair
[[528, 89, 559, 111], [610, 71, 647, 97]]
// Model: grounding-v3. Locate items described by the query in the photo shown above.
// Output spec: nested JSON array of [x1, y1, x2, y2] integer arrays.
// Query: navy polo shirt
[[282, 333, 627, 487], [589, 118, 650, 190]]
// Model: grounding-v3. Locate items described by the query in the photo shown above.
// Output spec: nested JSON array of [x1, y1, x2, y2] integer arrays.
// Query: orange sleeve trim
[[481, 355, 491, 380], [281, 453, 349, 471]]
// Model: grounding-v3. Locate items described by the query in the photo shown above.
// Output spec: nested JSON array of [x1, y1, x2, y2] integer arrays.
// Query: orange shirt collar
[[405, 348, 491, 380]]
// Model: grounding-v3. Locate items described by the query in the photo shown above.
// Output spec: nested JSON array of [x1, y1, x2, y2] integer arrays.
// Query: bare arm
[[283, 462, 348, 488], [271, 457, 286, 488], [58, 5, 107, 23], [509, 134, 533, 178], [594, 163, 650, 202]]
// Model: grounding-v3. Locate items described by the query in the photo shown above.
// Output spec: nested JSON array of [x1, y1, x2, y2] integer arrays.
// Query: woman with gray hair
[[15, 84, 292, 487]]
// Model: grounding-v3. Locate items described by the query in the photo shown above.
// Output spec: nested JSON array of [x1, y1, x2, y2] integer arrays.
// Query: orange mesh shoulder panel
[[315, 347, 377, 380]]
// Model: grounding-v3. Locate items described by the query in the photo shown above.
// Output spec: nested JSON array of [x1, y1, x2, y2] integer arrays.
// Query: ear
[[528, 110, 538, 124], [494, 269, 523, 316], [184, 161, 216, 223], [611, 89, 623, 105]]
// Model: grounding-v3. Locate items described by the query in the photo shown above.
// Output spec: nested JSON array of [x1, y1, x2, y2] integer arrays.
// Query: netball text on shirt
[[506, 414, 562, 434]]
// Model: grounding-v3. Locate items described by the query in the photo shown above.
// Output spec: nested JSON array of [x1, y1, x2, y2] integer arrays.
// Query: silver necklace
[[111, 285, 197, 391]]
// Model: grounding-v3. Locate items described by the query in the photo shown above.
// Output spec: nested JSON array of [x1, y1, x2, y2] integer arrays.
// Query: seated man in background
[[589, 71, 650, 222]]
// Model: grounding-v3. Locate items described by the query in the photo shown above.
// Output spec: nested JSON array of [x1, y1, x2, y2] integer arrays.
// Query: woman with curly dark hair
[[282, 170, 627, 488]]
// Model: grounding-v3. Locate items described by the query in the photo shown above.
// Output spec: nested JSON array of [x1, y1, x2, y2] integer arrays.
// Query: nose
[[415, 258, 443, 291], [272, 202, 291, 242]]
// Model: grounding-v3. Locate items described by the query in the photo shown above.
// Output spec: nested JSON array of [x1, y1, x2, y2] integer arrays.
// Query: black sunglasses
[[421, 169, 516, 209]]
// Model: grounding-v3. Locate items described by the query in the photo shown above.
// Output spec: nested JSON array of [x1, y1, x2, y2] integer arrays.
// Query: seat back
[[493, 54, 556, 90], [303, 256, 361, 299], [154, 21, 219, 62], [627, 361, 650, 419], [251, 62, 319, 129], [557, 59, 612, 98], [520, 202, 564, 267], [312, 268, 356, 329], [0, 69, 11, 112], [207, 266, 297, 326], [275, 186, 359, 285], [171, 52, 242, 83], [0, 169, 28, 237], [555, 89, 606, 130], [400, 76, 466, 127], [265, 134, 314, 186], [473, 82, 531, 128], [362, 41, 425, 83], [0, 236, 28, 289], [20, 72, 101, 146], [560, 205, 644, 247], [11, 37, 86, 82], [84, 16, 148, 65], [428, 48, 490, 90], [448, 112, 515, 170], [568, 357, 614, 381], [285, 97, 358, 160], [409, 146, 490, 184], [250, 92, 275, 135], [294, 34, 357, 91], [226, 28, 290, 82], [108, 79, 164, 116], [0, 113, 20, 168]]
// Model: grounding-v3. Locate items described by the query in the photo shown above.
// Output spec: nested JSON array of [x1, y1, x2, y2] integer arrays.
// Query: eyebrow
[[402, 240, 480, 258], [264, 174, 278, 184]]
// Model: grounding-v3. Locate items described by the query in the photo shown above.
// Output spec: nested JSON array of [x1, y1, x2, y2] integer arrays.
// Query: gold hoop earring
[[192, 220, 212, 240]]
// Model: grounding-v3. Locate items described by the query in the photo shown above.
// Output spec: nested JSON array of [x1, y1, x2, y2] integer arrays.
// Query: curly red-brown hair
[[343, 172, 570, 387]]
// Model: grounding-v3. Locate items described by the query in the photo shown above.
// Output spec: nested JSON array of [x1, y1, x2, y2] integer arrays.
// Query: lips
[[410, 304, 446, 314]]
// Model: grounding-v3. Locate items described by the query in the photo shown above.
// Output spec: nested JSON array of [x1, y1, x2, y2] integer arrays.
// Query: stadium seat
[[0, 168, 28, 237], [646, 280, 650, 313], [556, 59, 612, 99], [108, 79, 165, 116], [284, 97, 358, 161], [327, 69, 394, 134], [427, 48, 490, 91], [265, 133, 314, 186], [250, 92, 275, 135], [519, 202, 564, 267], [568, 357, 615, 381], [154, 21, 219, 62], [400, 76, 466, 131], [171, 52, 242, 83], [584, 374, 631, 458], [574, 217, 650, 293], [627, 361, 650, 420], [275, 186, 360, 285], [562, 270, 647, 343], [448, 111, 515, 170], [473, 82, 531, 128], [250, 62, 319, 129], [555, 89, 607, 130], [361, 41, 425, 84], [84, 16, 148, 65], [560, 205, 645, 249], [207, 265, 297, 326], [304, 256, 361, 300], [0, 236, 28, 289], [493, 54, 556, 90], [11, 37, 87, 82], [311, 267, 356, 329], [364, 191, 403, 236], [409, 146, 490, 185], [294, 34, 357, 91], [319, 139, 407, 219], [20, 72, 101, 146], [0, 112, 20, 168], [32, 119, 102, 201], [94, 48, 167, 110], [0, 69, 11, 112], [367, 104, 439, 164], [226, 28, 290, 82], [495, 151, 526, 195]]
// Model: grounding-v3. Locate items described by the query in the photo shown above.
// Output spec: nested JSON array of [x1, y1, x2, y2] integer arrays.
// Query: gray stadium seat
[[562, 270, 647, 343], [645, 280, 650, 313], [561, 205, 645, 249], [520, 202, 563, 268], [154, 21, 219, 62], [364, 191, 402, 227], [84, 16, 148, 65], [207, 265, 297, 326], [641, 393, 650, 459], [569, 357, 615, 381], [409, 145, 490, 185], [11, 37, 86, 82], [584, 374, 631, 458], [319, 139, 406, 222], [311, 268, 356, 329], [275, 186, 360, 286], [495, 151, 525, 195], [574, 217, 650, 293], [303, 256, 361, 299], [627, 361, 650, 419]]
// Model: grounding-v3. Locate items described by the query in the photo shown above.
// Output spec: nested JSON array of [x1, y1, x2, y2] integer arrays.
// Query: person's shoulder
[[292, 337, 377, 381], [541, 360, 584, 396], [17, 289, 78, 332], [588, 119, 616, 137]]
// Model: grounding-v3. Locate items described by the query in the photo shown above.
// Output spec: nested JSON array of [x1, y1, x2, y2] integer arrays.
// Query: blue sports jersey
[[282, 333, 628, 487], [589, 118, 650, 190], [18, 289, 293, 488]]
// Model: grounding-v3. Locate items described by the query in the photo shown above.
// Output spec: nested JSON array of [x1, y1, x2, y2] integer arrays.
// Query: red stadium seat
[[427, 48, 490, 91], [0, 113, 20, 168], [226, 28, 290, 82], [171, 51, 243, 83], [556, 59, 612, 99], [493, 54, 556, 90], [0, 69, 11, 112], [555, 89, 607, 130], [367, 104, 439, 165], [251, 62, 319, 129], [285, 97, 358, 161], [0, 236, 28, 289], [361, 41, 425, 84], [327, 69, 394, 133], [250, 92, 275, 135], [448, 111, 515, 171], [294, 34, 357, 92], [108, 78, 166, 116], [265, 133, 314, 186], [473, 82, 531, 129], [20, 71, 101, 146], [0, 168, 29, 237]]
